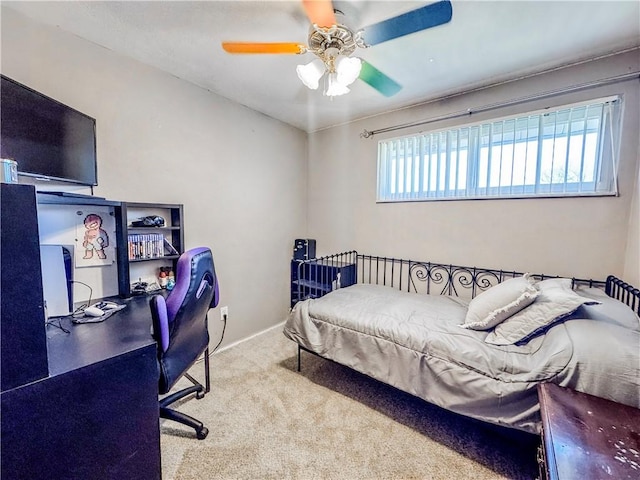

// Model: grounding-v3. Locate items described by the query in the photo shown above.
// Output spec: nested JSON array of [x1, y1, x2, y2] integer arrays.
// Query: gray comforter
[[283, 284, 640, 433]]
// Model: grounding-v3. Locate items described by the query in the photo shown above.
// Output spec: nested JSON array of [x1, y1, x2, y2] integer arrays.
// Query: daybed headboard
[[294, 251, 640, 308], [355, 253, 606, 299], [294, 251, 640, 313]]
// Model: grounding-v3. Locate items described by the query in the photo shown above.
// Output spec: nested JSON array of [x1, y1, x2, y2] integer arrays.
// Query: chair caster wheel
[[196, 427, 209, 440], [196, 390, 205, 400]]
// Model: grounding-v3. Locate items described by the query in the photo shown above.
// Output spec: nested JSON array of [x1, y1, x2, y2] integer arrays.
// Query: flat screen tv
[[0, 75, 97, 186]]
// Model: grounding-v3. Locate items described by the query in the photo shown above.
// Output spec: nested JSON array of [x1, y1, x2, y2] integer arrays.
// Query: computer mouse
[[96, 301, 120, 311], [84, 306, 105, 317]]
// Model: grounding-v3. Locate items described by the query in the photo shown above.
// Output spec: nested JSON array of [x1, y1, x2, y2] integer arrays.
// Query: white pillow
[[485, 278, 600, 345], [460, 274, 538, 331]]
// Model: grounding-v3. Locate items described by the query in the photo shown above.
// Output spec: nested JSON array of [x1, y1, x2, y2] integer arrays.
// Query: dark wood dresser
[[537, 382, 640, 480]]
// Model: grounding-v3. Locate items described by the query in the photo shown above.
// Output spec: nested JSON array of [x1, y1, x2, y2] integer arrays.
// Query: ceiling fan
[[222, 0, 453, 97]]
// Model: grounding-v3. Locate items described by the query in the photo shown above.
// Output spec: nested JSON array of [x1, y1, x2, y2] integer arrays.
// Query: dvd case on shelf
[[127, 233, 178, 260]]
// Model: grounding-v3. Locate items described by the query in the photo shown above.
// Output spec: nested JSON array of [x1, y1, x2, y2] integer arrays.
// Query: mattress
[[283, 284, 640, 433]]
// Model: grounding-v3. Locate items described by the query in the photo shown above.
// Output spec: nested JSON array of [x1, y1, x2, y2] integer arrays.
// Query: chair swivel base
[[160, 384, 209, 440]]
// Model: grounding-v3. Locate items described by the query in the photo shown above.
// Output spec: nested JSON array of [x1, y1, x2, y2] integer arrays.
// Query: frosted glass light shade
[[336, 56, 362, 86], [296, 58, 325, 90], [324, 72, 350, 96]]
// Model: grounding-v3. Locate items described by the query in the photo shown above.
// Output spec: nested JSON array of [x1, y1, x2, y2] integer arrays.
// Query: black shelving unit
[[37, 194, 184, 297], [290, 259, 356, 308], [119, 202, 184, 296]]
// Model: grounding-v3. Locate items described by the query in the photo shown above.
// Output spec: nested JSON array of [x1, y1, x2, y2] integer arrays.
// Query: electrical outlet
[[220, 306, 228, 321]]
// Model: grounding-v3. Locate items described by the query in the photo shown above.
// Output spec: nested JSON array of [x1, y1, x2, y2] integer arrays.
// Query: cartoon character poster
[[75, 207, 116, 267]]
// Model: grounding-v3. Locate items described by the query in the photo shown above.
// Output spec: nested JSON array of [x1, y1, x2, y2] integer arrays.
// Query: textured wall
[[1, 7, 308, 347], [308, 50, 640, 282]]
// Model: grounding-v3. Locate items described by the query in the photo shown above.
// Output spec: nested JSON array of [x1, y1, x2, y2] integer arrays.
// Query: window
[[376, 96, 622, 202]]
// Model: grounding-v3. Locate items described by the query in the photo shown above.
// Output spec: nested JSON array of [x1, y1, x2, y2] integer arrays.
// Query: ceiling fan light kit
[[297, 41, 364, 96], [295, 22, 366, 96], [325, 72, 350, 96], [222, 0, 453, 98], [296, 58, 325, 90], [335, 56, 362, 87]]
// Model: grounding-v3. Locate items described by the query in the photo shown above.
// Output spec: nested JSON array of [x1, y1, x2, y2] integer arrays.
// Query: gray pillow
[[485, 278, 600, 345], [461, 274, 538, 331], [574, 287, 640, 331]]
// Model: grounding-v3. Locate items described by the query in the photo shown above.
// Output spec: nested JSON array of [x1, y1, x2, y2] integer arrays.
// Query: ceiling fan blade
[[362, 0, 452, 46], [359, 61, 402, 97], [222, 42, 305, 54], [301, 0, 337, 28]]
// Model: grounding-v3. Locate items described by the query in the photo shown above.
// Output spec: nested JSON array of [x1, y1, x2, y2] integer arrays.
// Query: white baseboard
[[213, 320, 286, 355]]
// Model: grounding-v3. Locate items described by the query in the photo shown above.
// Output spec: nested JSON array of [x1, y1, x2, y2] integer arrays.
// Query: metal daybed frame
[[292, 250, 640, 371]]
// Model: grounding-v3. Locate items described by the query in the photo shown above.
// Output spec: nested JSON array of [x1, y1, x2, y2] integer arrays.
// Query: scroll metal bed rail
[[293, 251, 639, 314], [356, 254, 606, 299]]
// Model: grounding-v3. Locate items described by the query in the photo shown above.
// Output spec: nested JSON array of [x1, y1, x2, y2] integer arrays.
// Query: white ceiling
[[4, 1, 640, 132]]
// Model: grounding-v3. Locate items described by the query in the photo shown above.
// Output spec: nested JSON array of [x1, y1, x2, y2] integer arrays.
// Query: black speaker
[[293, 239, 316, 260]]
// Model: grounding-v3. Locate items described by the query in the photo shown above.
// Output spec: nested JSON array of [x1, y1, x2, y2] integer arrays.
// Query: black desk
[[1, 295, 161, 480], [47, 295, 157, 374]]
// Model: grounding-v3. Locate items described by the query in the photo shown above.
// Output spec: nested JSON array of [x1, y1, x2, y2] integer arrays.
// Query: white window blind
[[377, 96, 622, 202]]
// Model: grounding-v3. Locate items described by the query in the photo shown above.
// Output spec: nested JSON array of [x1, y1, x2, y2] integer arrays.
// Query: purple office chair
[[149, 247, 219, 440]]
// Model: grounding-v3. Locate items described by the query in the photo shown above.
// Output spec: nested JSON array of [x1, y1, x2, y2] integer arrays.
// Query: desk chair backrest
[[150, 247, 219, 394]]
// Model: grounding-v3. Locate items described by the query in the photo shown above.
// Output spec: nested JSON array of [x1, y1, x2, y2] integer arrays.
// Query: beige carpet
[[160, 325, 539, 480]]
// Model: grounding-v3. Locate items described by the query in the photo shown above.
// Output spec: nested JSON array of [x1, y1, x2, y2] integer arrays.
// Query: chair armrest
[[150, 295, 170, 353]]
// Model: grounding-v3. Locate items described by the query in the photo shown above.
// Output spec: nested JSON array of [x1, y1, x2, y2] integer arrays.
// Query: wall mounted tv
[[0, 75, 97, 186]]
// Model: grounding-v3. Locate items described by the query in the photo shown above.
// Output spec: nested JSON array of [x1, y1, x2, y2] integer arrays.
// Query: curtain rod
[[360, 71, 640, 139]]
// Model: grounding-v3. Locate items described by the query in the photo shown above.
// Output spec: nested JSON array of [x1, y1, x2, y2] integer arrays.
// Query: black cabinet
[[290, 259, 356, 308], [2, 187, 161, 479], [1, 184, 49, 391], [1, 339, 160, 480]]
